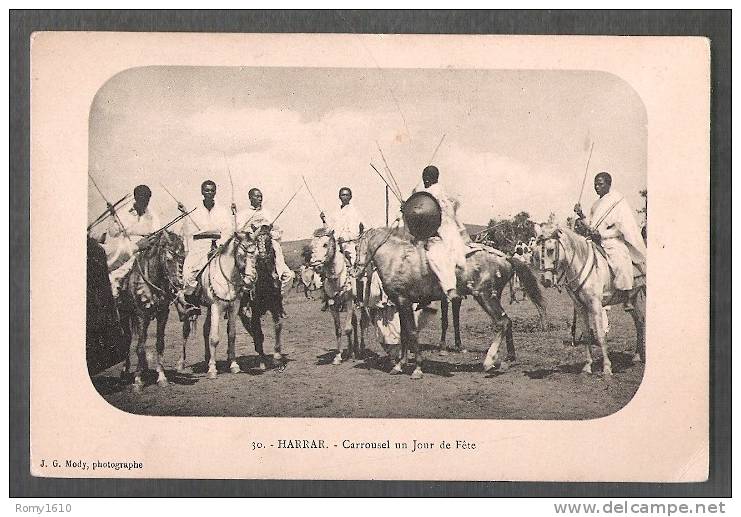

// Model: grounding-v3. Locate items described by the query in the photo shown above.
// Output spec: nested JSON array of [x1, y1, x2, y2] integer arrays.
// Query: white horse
[[309, 228, 368, 365], [535, 223, 646, 376], [177, 233, 257, 379]]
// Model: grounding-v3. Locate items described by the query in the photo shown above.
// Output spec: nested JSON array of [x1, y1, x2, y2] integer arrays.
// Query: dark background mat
[[10, 9, 731, 498]]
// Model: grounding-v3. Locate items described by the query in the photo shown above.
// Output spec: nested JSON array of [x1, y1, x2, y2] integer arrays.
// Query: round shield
[[402, 191, 442, 240]]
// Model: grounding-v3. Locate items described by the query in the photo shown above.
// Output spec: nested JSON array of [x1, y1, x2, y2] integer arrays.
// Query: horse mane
[[559, 226, 592, 265]]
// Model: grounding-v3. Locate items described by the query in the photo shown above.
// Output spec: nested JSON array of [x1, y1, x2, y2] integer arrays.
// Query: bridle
[[134, 232, 185, 303], [537, 231, 596, 295], [212, 233, 254, 295], [352, 219, 401, 276]]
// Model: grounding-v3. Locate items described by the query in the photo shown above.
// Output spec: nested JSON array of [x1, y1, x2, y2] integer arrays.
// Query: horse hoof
[[582, 364, 593, 374], [411, 368, 423, 380], [230, 365, 242, 374], [157, 377, 169, 388], [332, 355, 343, 365], [259, 361, 267, 371], [132, 381, 143, 393], [273, 352, 283, 361], [439, 349, 449, 356], [603, 366, 613, 376], [390, 365, 403, 375], [461, 349, 468, 354], [632, 353, 642, 364], [207, 370, 217, 379]]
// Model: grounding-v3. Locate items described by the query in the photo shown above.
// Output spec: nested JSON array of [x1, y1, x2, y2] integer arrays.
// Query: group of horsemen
[[90, 165, 646, 317]]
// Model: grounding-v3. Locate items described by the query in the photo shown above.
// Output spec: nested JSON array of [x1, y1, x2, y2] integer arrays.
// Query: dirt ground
[[91, 285, 644, 420]]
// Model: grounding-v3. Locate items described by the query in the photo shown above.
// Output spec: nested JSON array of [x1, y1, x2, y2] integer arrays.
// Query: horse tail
[[506, 257, 546, 319]]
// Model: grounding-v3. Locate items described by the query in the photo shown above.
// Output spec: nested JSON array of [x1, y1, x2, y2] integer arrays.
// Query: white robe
[[324, 203, 365, 264], [237, 206, 293, 290], [418, 183, 467, 292], [587, 189, 646, 290], [180, 201, 233, 292]]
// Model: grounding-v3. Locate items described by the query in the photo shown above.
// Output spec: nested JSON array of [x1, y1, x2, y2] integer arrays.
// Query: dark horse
[[118, 230, 185, 391], [355, 227, 546, 379], [239, 225, 285, 370]]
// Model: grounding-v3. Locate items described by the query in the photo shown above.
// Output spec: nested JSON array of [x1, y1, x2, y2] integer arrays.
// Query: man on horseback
[[320, 187, 366, 311], [237, 188, 294, 293], [176, 180, 233, 312], [412, 165, 468, 301], [96, 184, 161, 297], [574, 172, 646, 309], [320, 187, 366, 266]]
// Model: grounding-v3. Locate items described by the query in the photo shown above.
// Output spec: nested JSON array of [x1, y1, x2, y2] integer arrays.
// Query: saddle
[[464, 241, 508, 259]]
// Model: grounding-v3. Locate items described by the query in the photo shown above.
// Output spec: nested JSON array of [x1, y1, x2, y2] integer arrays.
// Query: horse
[[309, 228, 369, 365], [534, 223, 646, 376], [297, 264, 320, 299], [238, 225, 285, 370], [355, 227, 546, 379], [177, 231, 258, 379], [117, 230, 185, 391]]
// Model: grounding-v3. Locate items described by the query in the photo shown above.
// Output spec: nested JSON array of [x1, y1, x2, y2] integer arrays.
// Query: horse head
[[309, 227, 335, 272], [533, 223, 562, 288], [158, 230, 186, 293], [233, 231, 258, 288]]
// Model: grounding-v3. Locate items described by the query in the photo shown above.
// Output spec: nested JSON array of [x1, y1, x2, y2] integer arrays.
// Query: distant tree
[[483, 211, 537, 253]]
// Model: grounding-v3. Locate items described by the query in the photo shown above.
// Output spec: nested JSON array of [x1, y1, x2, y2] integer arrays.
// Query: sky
[[89, 66, 647, 241]]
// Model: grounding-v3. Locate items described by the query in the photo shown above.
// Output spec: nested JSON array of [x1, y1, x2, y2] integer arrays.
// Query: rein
[[353, 219, 401, 276], [539, 233, 597, 295], [132, 234, 184, 304]]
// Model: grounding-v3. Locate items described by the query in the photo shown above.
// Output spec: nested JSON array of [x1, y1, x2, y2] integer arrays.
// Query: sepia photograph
[[25, 28, 714, 483], [86, 66, 647, 420]]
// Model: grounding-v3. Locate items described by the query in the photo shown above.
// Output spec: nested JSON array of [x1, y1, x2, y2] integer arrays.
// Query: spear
[[375, 142, 403, 201], [88, 172, 129, 240], [87, 193, 131, 232], [223, 153, 237, 232], [270, 185, 304, 227], [369, 163, 402, 202], [301, 175, 323, 214], [159, 182, 201, 231], [577, 142, 595, 205]]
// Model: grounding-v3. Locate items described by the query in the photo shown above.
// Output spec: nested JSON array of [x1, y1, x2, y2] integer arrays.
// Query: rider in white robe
[[575, 172, 647, 297], [320, 187, 365, 266], [414, 165, 468, 300], [96, 185, 160, 297], [237, 188, 294, 294], [178, 180, 233, 304]]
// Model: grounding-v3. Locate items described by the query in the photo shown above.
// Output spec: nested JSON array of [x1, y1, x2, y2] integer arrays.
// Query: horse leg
[[177, 316, 193, 373], [132, 317, 150, 392], [120, 311, 133, 377], [477, 295, 512, 372], [155, 308, 169, 387], [397, 304, 423, 379], [331, 305, 344, 365], [587, 299, 611, 376], [227, 304, 241, 374], [629, 288, 646, 364], [272, 310, 283, 361], [251, 314, 268, 371], [452, 297, 464, 351], [206, 306, 219, 379], [438, 297, 449, 355]]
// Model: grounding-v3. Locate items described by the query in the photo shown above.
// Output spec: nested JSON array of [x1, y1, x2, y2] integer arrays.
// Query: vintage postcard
[[30, 32, 709, 481]]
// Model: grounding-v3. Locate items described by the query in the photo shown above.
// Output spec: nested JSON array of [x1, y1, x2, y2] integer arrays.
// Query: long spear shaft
[[370, 163, 402, 202], [148, 207, 196, 236], [428, 133, 446, 164], [302, 175, 323, 213], [159, 182, 201, 231], [376, 142, 403, 200], [578, 142, 595, 204], [87, 193, 131, 231], [270, 185, 304, 226], [88, 172, 129, 239], [223, 153, 237, 231]]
